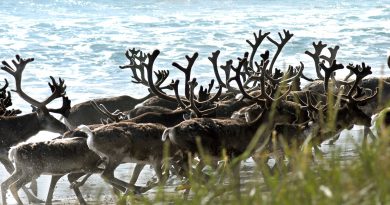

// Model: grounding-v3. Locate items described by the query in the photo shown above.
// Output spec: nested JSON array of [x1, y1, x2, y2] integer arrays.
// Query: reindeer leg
[[101, 160, 136, 193], [9, 172, 35, 205], [231, 161, 241, 200], [1, 168, 23, 205], [45, 175, 63, 205], [68, 173, 89, 205], [0, 158, 43, 204], [70, 173, 93, 189], [139, 162, 167, 194], [363, 126, 376, 146], [29, 179, 38, 196], [129, 164, 145, 186], [328, 133, 340, 145]]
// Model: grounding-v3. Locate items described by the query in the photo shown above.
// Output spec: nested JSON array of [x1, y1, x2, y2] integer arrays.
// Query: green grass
[[112, 130, 390, 205], [110, 85, 390, 205]]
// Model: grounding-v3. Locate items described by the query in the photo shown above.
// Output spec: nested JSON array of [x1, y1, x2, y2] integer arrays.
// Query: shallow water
[[0, 0, 389, 204]]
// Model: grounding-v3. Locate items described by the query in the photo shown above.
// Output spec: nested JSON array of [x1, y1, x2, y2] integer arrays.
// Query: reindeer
[[161, 53, 307, 195], [77, 121, 181, 196], [64, 94, 154, 128], [302, 61, 378, 146], [18, 51, 224, 205], [0, 55, 70, 204], [1, 136, 103, 205], [63, 48, 180, 128]]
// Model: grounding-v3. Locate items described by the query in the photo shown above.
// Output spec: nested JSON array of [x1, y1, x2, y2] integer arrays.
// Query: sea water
[[0, 0, 389, 203]]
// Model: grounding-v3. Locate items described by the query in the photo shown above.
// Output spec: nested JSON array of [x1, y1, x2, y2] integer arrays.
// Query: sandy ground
[[0, 129, 366, 204]]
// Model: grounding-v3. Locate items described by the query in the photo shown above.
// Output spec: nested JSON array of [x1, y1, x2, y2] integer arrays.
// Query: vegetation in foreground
[[111, 128, 390, 205]]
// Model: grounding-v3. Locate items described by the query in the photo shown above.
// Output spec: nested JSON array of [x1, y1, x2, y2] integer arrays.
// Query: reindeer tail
[[162, 128, 171, 141], [8, 146, 18, 162], [77, 125, 95, 149]]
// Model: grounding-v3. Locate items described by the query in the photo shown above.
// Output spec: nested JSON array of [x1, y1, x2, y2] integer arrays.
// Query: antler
[[187, 78, 218, 117], [319, 60, 344, 93], [255, 60, 292, 104], [209, 50, 225, 87], [320, 45, 340, 87], [46, 96, 72, 118], [153, 70, 171, 90], [170, 78, 217, 117], [172, 52, 198, 99], [145, 50, 222, 106], [144, 50, 180, 104], [266, 29, 294, 74], [120, 48, 149, 86], [246, 30, 270, 69], [345, 63, 373, 98], [0, 79, 9, 95], [387, 55, 390, 69], [1, 55, 67, 109], [227, 53, 259, 102], [169, 79, 187, 109], [198, 79, 214, 102], [1, 91, 13, 108], [265, 62, 304, 85], [220, 59, 239, 93], [320, 46, 339, 66], [305, 41, 327, 80], [90, 100, 127, 124]]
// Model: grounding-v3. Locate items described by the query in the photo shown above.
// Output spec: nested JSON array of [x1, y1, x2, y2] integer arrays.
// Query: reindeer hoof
[[133, 186, 144, 195], [27, 196, 45, 204], [124, 185, 143, 195]]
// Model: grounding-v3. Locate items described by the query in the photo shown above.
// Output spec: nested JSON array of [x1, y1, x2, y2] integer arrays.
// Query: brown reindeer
[[161, 54, 304, 195], [0, 55, 70, 204], [63, 49, 177, 128], [2, 136, 102, 205]]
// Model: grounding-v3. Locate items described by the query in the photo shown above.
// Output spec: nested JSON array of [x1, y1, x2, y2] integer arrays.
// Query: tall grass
[[113, 71, 390, 205], [114, 86, 390, 205], [115, 132, 389, 205]]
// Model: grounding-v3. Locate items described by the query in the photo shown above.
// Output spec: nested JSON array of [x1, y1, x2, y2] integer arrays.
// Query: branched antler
[[153, 70, 170, 90], [265, 62, 304, 86], [266, 30, 294, 74], [120, 48, 148, 86], [90, 100, 128, 124], [227, 53, 259, 101], [0, 79, 9, 96], [220, 59, 238, 93], [255, 61, 292, 104], [1, 55, 67, 109], [209, 50, 225, 87], [198, 79, 215, 102], [246, 30, 270, 69], [46, 96, 72, 118], [320, 46, 339, 66], [305, 41, 327, 80], [172, 52, 198, 99], [145, 50, 221, 106], [345, 63, 372, 98], [319, 60, 344, 92], [187, 78, 218, 117], [169, 79, 187, 109]]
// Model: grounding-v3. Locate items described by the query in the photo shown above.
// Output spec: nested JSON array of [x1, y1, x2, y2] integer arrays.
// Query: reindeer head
[[1, 55, 70, 134]]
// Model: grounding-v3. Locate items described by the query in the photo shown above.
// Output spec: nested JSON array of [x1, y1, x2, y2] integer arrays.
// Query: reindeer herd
[[1, 29, 389, 205]]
